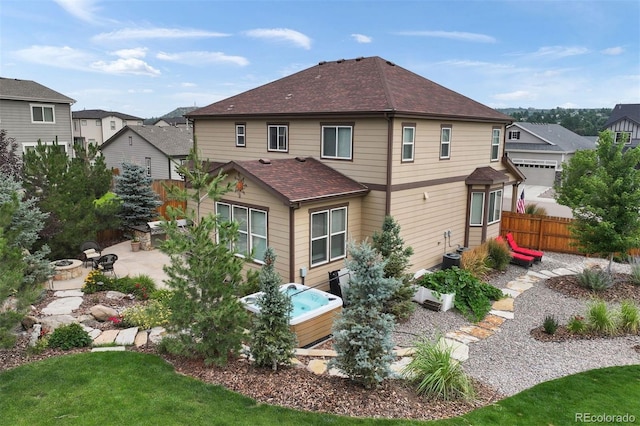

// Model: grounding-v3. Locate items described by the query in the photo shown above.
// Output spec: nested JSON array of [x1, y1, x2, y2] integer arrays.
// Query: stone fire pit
[[50, 259, 83, 281]]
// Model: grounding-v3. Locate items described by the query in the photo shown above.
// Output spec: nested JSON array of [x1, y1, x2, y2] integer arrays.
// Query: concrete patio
[[48, 240, 171, 291]]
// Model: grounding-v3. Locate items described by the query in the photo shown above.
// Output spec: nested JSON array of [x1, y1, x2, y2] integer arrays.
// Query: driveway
[[503, 184, 573, 218]]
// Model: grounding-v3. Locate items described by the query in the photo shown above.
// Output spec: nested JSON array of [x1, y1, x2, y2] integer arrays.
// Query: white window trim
[[30, 104, 55, 124], [321, 125, 353, 160], [110, 121, 116, 130], [268, 125, 288, 152], [96, 120, 101, 126], [310, 206, 347, 267], [215, 202, 268, 262], [488, 189, 502, 224], [491, 128, 500, 161], [615, 131, 632, 145], [236, 124, 246, 147], [440, 127, 451, 159], [470, 192, 485, 226], [509, 130, 520, 140], [402, 125, 415, 162], [22, 140, 68, 154]]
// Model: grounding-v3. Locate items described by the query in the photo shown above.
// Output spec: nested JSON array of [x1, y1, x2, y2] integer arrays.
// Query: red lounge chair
[[506, 233, 544, 262], [496, 236, 535, 268]]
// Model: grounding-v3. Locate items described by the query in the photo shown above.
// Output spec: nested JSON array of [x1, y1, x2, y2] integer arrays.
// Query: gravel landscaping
[[1, 251, 638, 420]]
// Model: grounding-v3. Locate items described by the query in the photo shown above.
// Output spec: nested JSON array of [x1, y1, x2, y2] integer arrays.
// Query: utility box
[[442, 252, 461, 270]]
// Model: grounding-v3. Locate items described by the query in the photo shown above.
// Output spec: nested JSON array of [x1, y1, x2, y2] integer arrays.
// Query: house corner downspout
[[384, 112, 393, 216]]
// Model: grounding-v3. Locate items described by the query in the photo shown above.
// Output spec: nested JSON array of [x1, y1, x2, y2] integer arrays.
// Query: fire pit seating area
[[50, 259, 84, 281], [79, 241, 102, 267], [129, 219, 190, 250]]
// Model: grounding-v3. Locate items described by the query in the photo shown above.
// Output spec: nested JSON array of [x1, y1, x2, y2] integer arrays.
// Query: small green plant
[[122, 299, 171, 330], [82, 269, 113, 294], [618, 300, 639, 334], [150, 289, 174, 303], [567, 315, 587, 334], [630, 256, 640, 286], [577, 266, 614, 291], [485, 238, 511, 272], [542, 315, 559, 335], [460, 245, 490, 278], [587, 299, 617, 335], [402, 337, 475, 401], [48, 323, 92, 350], [27, 335, 50, 355]]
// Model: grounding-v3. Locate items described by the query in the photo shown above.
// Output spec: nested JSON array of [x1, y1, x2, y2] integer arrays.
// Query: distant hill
[[144, 106, 199, 125], [496, 107, 612, 136]]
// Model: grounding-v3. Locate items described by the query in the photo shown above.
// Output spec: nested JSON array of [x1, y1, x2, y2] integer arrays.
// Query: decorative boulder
[[90, 304, 119, 321], [22, 315, 39, 330]]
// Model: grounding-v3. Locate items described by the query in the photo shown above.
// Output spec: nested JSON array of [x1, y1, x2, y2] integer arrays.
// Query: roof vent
[[337, 59, 345, 63], [295, 157, 306, 162], [259, 158, 271, 165], [318, 61, 326, 66], [355, 56, 364, 61], [386, 61, 395, 66]]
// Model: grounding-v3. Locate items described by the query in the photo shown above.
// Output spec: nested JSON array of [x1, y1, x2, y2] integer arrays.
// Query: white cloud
[[156, 51, 249, 66], [351, 33, 372, 43], [112, 47, 148, 59], [180, 82, 196, 88], [13, 45, 92, 70], [493, 90, 535, 101], [93, 28, 230, 42], [244, 28, 311, 50], [601, 46, 624, 55], [91, 58, 160, 76], [394, 30, 496, 43], [54, 0, 101, 24], [530, 46, 589, 58]]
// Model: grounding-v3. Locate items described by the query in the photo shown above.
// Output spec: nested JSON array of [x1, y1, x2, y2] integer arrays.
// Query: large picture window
[[440, 126, 451, 159], [470, 190, 502, 226], [31, 104, 55, 123], [310, 206, 347, 266], [470, 192, 485, 226], [488, 190, 502, 224], [491, 128, 500, 161], [402, 125, 415, 162], [321, 125, 352, 159], [216, 202, 267, 261], [268, 124, 288, 152]]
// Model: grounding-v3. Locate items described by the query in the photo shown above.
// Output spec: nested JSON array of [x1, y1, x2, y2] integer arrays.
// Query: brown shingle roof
[[214, 157, 369, 205], [188, 56, 511, 122], [465, 166, 510, 185]]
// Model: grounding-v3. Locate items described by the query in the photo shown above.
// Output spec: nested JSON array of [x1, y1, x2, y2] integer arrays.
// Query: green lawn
[[0, 352, 638, 425]]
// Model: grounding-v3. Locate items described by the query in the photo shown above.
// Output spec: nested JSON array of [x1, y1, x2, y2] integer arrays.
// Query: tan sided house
[[186, 56, 524, 289]]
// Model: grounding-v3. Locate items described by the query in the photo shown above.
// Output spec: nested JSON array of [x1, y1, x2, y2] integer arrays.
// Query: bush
[[524, 203, 548, 216], [82, 270, 113, 294], [542, 315, 559, 335], [48, 323, 92, 350], [417, 267, 504, 322], [630, 257, 640, 286], [577, 267, 614, 291], [83, 272, 156, 300], [460, 245, 490, 278], [485, 238, 511, 272], [402, 337, 475, 401], [618, 300, 639, 334], [121, 299, 171, 330], [587, 300, 617, 335], [567, 315, 587, 334]]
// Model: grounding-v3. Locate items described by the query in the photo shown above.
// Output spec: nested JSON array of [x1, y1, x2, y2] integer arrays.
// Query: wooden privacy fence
[[501, 211, 640, 257], [152, 179, 187, 218]]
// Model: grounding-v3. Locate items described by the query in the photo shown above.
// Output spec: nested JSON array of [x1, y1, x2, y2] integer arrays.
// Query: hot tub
[[240, 283, 343, 347]]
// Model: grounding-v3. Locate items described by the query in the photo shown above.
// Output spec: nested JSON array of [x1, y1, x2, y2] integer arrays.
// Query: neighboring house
[[505, 122, 596, 186], [100, 125, 193, 180], [0, 77, 75, 154], [186, 56, 524, 289], [72, 109, 143, 147], [602, 103, 640, 148], [153, 117, 189, 128]]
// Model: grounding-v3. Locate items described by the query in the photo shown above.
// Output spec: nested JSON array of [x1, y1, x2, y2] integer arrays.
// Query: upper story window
[[440, 126, 451, 159], [491, 128, 501, 161], [128, 136, 133, 146], [268, 124, 288, 152], [321, 125, 352, 159], [216, 202, 268, 262], [73, 121, 78, 131], [236, 124, 246, 147], [81, 120, 87, 126], [402, 124, 415, 162], [508, 130, 520, 140], [615, 131, 632, 145], [122, 120, 126, 127], [110, 121, 116, 130], [31, 104, 55, 123], [96, 120, 101, 126], [145, 157, 151, 177], [310, 206, 347, 267]]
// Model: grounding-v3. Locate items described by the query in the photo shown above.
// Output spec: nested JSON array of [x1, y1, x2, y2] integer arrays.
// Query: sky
[[1, 0, 639, 119]]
